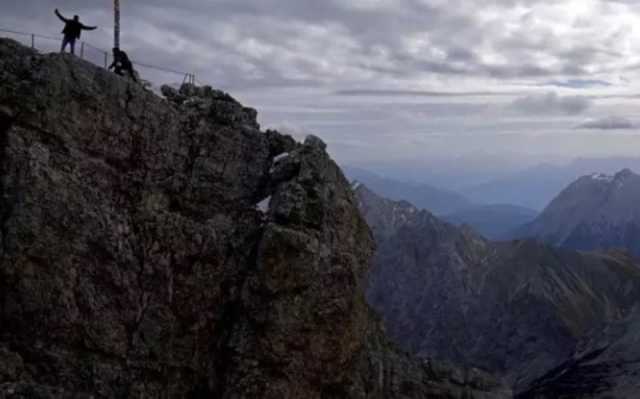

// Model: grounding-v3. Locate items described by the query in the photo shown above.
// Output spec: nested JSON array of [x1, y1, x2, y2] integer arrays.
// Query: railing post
[[80, 42, 85, 59], [31, 34, 35, 49]]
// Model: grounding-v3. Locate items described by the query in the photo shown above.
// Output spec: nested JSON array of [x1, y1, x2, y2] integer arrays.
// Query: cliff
[[0, 38, 510, 398]]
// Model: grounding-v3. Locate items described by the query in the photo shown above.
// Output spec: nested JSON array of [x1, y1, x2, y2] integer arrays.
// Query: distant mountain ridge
[[444, 204, 538, 240], [516, 169, 640, 256], [461, 158, 640, 210], [344, 166, 473, 215]]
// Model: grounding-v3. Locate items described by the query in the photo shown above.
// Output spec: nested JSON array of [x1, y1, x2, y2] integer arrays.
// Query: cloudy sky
[[2, 0, 640, 183]]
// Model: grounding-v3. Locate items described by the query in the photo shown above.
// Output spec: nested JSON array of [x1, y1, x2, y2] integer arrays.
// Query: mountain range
[[357, 184, 640, 397], [461, 158, 640, 210], [345, 167, 539, 238], [344, 166, 473, 215]]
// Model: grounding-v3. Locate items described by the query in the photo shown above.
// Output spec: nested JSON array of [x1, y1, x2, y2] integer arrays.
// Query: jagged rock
[[0, 38, 510, 398], [160, 84, 185, 104], [303, 134, 327, 151]]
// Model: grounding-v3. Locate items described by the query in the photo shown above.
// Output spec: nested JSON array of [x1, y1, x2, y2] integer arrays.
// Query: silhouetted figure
[[109, 48, 138, 82], [55, 9, 97, 54]]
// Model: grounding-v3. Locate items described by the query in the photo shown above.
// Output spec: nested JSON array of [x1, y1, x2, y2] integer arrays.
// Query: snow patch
[[591, 173, 614, 183], [352, 181, 361, 190], [270, 153, 290, 174], [273, 152, 289, 163], [256, 196, 271, 213]]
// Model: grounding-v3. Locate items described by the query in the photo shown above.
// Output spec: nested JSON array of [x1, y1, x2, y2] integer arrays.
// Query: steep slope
[[517, 169, 640, 256], [443, 204, 538, 240], [0, 39, 510, 398], [345, 166, 473, 215], [357, 185, 640, 395], [518, 305, 640, 399]]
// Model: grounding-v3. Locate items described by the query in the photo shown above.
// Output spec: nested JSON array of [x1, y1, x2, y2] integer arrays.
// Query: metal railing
[[0, 28, 196, 85]]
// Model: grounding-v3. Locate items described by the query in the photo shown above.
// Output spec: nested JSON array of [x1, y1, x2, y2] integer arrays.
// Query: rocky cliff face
[[517, 169, 640, 256], [0, 38, 510, 398], [357, 184, 640, 396]]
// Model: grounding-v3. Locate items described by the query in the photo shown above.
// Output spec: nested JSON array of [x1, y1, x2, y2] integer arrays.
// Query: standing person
[[109, 48, 138, 82], [55, 8, 97, 55]]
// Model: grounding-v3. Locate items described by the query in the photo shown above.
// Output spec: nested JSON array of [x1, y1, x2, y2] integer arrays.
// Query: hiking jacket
[[56, 10, 96, 39], [109, 51, 133, 70]]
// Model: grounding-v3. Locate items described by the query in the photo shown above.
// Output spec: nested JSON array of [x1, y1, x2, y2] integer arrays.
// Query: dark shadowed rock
[[0, 38, 510, 398], [517, 307, 640, 399]]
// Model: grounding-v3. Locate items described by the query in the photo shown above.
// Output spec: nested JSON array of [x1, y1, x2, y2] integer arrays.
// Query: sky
[[2, 0, 640, 185]]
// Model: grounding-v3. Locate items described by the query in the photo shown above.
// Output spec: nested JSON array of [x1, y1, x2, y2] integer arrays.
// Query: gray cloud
[[577, 116, 636, 130], [3, 0, 640, 173], [511, 92, 592, 115], [1, 0, 634, 90], [334, 89, 521, 97], [541, 79, 613, 89]]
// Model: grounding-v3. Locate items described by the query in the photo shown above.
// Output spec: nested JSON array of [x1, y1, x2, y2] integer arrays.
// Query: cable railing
[[0, 28, 196, 85]]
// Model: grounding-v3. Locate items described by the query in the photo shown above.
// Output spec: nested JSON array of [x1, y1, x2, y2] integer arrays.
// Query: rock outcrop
[[357, 184, 640, 396], [0, 38, 510, 398]]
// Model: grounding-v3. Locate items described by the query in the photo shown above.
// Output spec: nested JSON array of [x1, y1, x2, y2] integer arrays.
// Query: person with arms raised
[[55, 8, 97, 55]]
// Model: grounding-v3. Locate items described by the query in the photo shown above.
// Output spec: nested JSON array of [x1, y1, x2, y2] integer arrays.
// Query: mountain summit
[[0, 38, 510, 398], [517, 169, 640, 255]]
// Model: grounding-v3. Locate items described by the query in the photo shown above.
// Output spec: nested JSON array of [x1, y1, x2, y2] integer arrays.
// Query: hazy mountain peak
[[586, 169, 637, 185], [517, 168, 640, 255], [615, 168, 636, 181], [589, 172, 614, 183]]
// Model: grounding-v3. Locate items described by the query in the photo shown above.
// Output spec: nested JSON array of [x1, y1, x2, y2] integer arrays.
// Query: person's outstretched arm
[[81, 24, 98, 31], [55, 9, 69, 23]]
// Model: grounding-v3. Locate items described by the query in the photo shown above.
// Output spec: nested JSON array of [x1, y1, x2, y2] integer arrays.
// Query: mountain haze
[[461, 158, 640, 210], [444, 204, 538, 240], [344, 166, 473, 215]]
